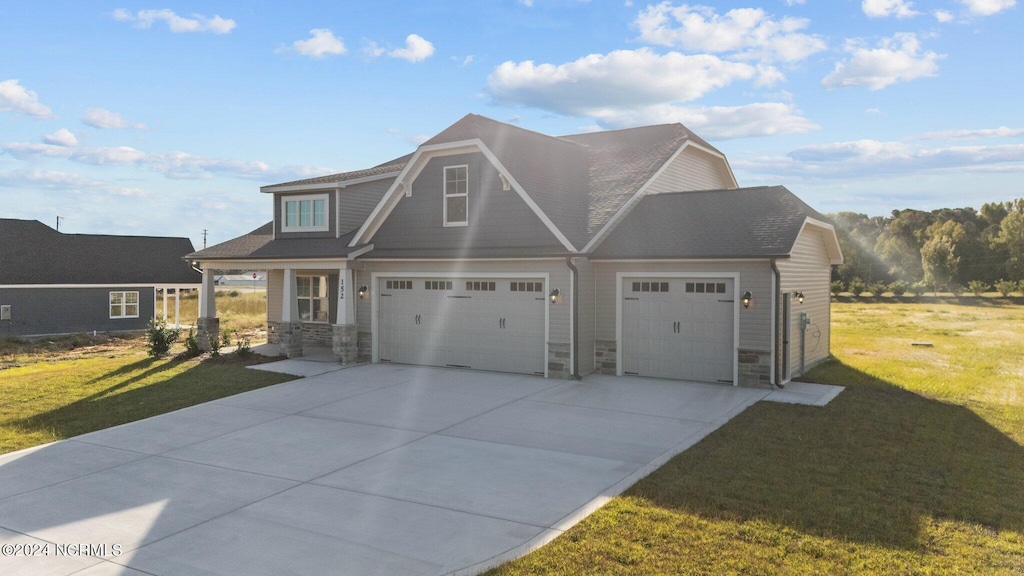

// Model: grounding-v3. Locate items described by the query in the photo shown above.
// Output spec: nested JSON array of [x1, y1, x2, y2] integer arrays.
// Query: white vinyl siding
[[109, 291, 140, 319], [645, 147, 734, 194], [282, 194, 329, 232], [777, 227, 833, 378], [443, 165, 468, 227]]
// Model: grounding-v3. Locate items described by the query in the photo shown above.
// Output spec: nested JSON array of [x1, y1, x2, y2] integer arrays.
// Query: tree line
[[829, 199, 1024, 295]]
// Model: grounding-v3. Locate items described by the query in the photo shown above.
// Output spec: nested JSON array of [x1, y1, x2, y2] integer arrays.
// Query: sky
[[1, 0, 1022, 250]]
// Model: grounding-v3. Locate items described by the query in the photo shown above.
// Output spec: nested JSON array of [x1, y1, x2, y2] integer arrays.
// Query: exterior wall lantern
[[742, 291, 753, 308], [795, 291, 805, 304], [358, 285, 368, 299], [550, 288, 560, 304]]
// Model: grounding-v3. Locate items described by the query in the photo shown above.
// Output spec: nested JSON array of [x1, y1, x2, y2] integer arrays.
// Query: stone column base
[[547, 342, 572, 380], [738, 349, 772, 388], [196, 317, 220, 352], [332, 324, 358, 365], [277, 321, 304, 358]]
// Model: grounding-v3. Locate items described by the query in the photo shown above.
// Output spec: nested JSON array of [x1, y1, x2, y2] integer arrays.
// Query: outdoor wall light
[[795, 291, 805, 304], [742, 291, 753, 308], [358, 285, 368, 299], [550, 288, 560, 304]]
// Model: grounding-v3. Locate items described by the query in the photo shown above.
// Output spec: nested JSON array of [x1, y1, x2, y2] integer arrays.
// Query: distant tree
[[995, 279, 1016, 297], [889, 280, 908, 297], [848, 277, 867, 297], [922, 236, 959, 293], [868, 281, 887, 297], [967, 280, 990, 296], [993, 211, 1024, 281], [830, 280, 845, 296]]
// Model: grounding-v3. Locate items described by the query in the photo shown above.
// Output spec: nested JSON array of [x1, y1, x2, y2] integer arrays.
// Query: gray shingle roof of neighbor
[[265, 156, 409, 189], [0, 219, 201, 285], [186, 222, 371, 260], [591, 186, 829, 259]]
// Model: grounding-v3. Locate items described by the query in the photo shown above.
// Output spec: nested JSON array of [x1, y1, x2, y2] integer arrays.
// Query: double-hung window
[[110, 291, 139, 319], [443, 165, 468, 227], [282, 194, 329, 232], [297, 276, 330, 322]]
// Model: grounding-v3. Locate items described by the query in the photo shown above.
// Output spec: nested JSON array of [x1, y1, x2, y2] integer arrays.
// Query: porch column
[[196, 267, 219, 351], [162, 288, 168, 322], [278, 268, 303, 358], [174, 289, 181, 328], [332, 267, 358, 364]]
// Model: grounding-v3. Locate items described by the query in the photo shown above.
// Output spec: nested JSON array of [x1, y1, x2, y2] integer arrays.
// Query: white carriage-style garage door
[[621, 277, 736, 384], [378, 277, 547, 375]]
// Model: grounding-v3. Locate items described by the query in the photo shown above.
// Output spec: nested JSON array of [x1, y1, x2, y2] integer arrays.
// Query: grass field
[[0, 338, 294, 455], [166, 289, 267, 338], [486, 301, 1024, 575]]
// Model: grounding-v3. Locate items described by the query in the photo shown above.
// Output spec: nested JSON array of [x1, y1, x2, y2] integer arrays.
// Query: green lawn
[[486, 301, 1024, 575], [0, 342, 294, 455]]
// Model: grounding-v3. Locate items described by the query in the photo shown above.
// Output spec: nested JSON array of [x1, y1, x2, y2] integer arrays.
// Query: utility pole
[[56, 216, 64, 232], [202, 229, 208, 249]]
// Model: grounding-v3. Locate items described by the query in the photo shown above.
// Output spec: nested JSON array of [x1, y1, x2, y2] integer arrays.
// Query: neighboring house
[[187, 114, 842, 386], [215, 272, 267, 287], [0, 219, 201, 337]]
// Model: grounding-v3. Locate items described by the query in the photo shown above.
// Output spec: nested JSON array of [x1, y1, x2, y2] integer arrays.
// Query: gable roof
[[262, 155, 408, 190], [186, 222, 371, 260], [591, 186, 833, 260], [0, 219, 200, 285]]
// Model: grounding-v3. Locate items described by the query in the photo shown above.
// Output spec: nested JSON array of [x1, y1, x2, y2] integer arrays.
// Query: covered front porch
[[193, 259, 362, 363]]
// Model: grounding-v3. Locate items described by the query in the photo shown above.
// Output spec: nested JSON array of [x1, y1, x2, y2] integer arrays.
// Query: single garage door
[[378, 277, 546, 375], [622, 277, 735, 384]]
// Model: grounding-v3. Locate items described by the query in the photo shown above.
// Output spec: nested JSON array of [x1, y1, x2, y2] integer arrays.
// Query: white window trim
[[297, 275, 330, 324], [442, 164, 469, 228], [281, 193, 330, 233], [109, 291, 140, 319]]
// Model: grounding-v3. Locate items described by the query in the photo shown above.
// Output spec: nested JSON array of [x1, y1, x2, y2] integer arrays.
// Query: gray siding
[[777, 226, 832, 377], [370, 153, 563, 251], [645, 147, 734, 194], [274, 191, 338, 239], [339, 178, 393, 235], [593, 260, 773, 351], [574, 258, 596, 376], [0, 287, 155, 337]]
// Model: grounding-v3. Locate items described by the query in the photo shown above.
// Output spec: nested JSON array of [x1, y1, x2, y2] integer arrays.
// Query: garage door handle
[[624, 297, 639, 301], [719, 299, 734, 303]]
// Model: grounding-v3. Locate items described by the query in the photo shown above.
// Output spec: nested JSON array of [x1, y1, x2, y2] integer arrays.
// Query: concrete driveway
[[0, 364, 768, 576]]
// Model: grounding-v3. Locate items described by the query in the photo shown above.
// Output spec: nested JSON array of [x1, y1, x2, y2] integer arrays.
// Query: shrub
[[229, 290, 240, 298], [144, 318, 180, 358], [995, 279, 1016, 297], [236, 337, 252, 357], [208, 332, 222, 357], [1019, 280, 1024, 296], [967, 280, 990, 297], [911, 281, 928, 297], [182, 328, 201, 358], [889, 280, 909, 297], [948, 283, 964, 297], [830, 280, 845, 296], [848, 277, 867, 297], [221, 329, 232, 347], [868, 282, 886, 297]]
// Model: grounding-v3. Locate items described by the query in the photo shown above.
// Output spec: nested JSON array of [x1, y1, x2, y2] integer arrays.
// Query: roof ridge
[[465, 113, 584, 148], [558, 122, 686, 139]]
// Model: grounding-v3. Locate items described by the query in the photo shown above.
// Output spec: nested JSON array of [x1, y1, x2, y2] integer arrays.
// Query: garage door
[[621, 277, 735, 384], [378, 277, 546, 375]]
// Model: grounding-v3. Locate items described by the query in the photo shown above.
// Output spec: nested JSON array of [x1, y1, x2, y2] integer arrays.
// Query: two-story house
[[187, 114, 841, 387]]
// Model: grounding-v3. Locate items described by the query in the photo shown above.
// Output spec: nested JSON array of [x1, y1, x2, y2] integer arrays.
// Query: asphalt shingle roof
[[592, 186, 827, 259], [0, 219, 200, 285], [265, 157, 408, 189], [187, 223, 370, 260]]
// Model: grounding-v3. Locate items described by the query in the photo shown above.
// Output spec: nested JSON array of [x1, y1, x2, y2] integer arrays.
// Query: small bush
[[995, 279, 1016, 297], [830, 280, 845, 296], [229, 290, 240, 298], [182, 328, 201, 358], [1019, 280, 1024, 296], [144, 318, 180, 358], [888, 280, 908, 297], [236, 337, 252, 357], [911, 281, 928, 297], [848, 277, 867, 297], [868, 282, 886, 297], [948, 283, 964, 297], [221, 329, 232, 347], [967, 280, 990, 297], [208, 332, 222, 357]]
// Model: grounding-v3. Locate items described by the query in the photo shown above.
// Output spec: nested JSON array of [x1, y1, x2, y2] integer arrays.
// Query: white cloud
[[1, 141, 331, 181], [81, 108, 146, 130], [0, 79, 55, 119], [452, 54, 474, 66], [785, 0, 807, 5], [865, 107, 882, 114], [862, 0, 919, 19], [958, 0, 1016, 16], [634, 3, 827, 63], [385, 127, 401, 134], [821, 33, 942, 90], [587, 102, 819, 139], [388, 34, 435, 62], [922, 126, 1024, 139], [43, 128, 78, 147], [290, 29, 347, 59], [362, 40, 385, 58], [0, 169, 154, 197], [113, 8, 236, 34], [406, 135, 430, 145], [934, 9, 955, 21], [735, 139, 1024, 178]]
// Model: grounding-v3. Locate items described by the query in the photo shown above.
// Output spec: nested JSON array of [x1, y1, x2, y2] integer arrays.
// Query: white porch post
[[282, 268, 299, 322], [279, 268, 303, 358], [337, 268, 355, 325], [332, 267, 358, 364], [162, 289, 168, 322], [199, 269, 217, 319], [174, 289, 181, 327]]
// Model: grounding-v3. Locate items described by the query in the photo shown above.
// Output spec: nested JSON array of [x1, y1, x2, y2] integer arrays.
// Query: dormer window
[[282, 194, 329, 232], [443, 165, 468, 227]]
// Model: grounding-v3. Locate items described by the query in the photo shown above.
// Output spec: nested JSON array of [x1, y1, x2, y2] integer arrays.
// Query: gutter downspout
[[770, 258, 782, 389], [566, 256, 581, 380]]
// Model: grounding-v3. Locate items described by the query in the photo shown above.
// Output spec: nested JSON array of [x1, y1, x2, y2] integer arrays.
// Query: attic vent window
[[443, 165, 468, 227]]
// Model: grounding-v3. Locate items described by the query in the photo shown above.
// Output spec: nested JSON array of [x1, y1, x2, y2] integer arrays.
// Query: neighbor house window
[[443, 165, 468, 227], [282, 194, 329, 232], [110, 291, 139, 319], [297, 276, 330, 322]]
